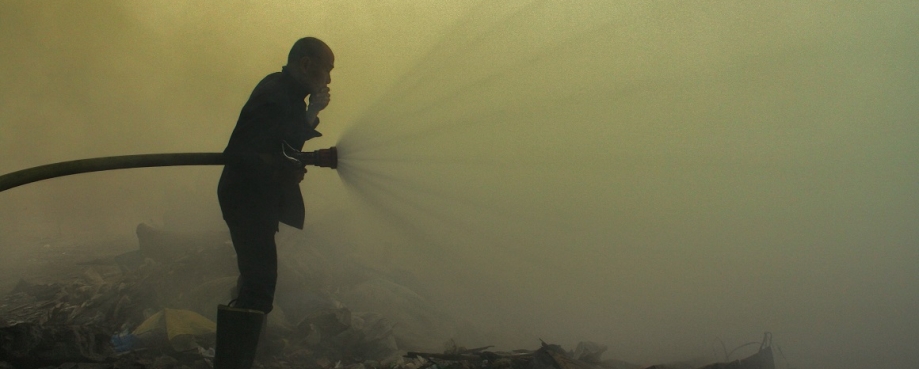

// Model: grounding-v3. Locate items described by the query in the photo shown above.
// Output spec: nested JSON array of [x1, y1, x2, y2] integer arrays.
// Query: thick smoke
[[2, 2, 918, 368]]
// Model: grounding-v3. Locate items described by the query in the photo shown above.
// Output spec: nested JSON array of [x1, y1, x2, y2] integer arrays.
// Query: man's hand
[[280, 166, 307, 183], [305, 87, 330, 129], [307, 87, 330, 113], [259, 153, 307, 183], [294, 166, 306, 183]]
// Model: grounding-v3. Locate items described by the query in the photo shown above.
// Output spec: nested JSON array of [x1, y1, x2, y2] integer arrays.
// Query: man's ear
[[299, 56, 312, 73]]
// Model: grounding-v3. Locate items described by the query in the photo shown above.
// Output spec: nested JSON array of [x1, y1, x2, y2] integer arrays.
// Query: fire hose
[[0, 145, 337, 193]]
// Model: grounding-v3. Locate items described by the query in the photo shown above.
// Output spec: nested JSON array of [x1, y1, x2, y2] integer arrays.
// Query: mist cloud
[[2, 2, 918, 368]]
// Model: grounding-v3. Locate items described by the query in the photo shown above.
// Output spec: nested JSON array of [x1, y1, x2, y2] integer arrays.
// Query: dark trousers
[[227, 220, 278, 314]]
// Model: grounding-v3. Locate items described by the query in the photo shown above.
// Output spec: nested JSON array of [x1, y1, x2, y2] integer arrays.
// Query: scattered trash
[[405, 338, 774, 369], [197, 345, 215, 358], [0, 224, 777, 369], [110, 328, 140, 353], [131, 308, 216, 352]]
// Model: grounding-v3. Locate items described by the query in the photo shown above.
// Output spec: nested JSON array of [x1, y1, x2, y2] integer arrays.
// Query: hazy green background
[[1, 2, 917, 368]]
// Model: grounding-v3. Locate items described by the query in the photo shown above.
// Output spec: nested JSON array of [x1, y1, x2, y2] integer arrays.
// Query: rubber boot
[[214, 304, 265, 369]]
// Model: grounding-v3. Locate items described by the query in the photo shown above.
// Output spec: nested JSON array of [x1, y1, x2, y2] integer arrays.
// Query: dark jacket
[[217, 67, 322, 230]]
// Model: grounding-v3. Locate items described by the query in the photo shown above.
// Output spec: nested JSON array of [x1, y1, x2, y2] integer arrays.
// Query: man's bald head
[[287, 37, 333, 67], [286, 37, 334, 95]]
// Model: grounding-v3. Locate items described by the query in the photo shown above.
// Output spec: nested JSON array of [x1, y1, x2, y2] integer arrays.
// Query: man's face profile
[[299, 49, 334, 94]]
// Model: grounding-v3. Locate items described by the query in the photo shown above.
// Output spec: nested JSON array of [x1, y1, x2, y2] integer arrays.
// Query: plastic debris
[[0, 224, 777, 369], [132, 308, 217, 352], [110, 329, 140, 353]]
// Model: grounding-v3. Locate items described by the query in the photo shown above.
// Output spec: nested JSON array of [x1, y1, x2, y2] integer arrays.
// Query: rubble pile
[[0, 262, 157, 367], [402, 340, 775, 369], [0, 224, 455, 368], [0, 225, 776, 369]]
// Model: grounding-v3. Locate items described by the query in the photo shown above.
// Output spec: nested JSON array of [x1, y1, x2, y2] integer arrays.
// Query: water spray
[[0, 145, 338, 193]]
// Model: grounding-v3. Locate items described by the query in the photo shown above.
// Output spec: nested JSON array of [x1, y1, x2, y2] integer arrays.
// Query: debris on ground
[[0, 224, 776, 369], [404, 338, 774, 369]]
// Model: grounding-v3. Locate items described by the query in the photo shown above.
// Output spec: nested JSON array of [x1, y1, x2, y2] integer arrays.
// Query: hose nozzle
[[281, 142, 338, 169]]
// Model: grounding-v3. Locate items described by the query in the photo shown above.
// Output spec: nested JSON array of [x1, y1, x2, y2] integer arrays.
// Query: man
[[215, 37, 334, 368]]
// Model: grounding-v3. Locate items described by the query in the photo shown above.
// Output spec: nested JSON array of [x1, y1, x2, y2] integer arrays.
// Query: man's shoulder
[[242, 72, 292, 111], [250, 72, 287, 100]]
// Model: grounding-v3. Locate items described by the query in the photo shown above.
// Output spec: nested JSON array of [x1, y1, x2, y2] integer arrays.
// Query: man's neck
[[281, 66, 311, 98]]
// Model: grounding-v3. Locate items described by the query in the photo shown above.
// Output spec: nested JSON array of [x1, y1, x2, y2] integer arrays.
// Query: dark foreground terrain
[[0, 226, 776, 369]]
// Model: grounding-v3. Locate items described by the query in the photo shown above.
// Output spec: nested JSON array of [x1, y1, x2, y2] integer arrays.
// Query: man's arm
[[225, 99, 294, 183]]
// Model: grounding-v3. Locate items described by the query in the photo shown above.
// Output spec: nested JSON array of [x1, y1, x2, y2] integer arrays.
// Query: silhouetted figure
[[215, 37, 334, 369]]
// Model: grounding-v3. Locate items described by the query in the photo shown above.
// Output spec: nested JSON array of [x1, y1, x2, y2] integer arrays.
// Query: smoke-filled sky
[[2, 2, 918, 368]]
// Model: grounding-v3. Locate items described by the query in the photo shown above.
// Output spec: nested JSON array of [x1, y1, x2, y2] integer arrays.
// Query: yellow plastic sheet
[[133, 308, 216, 351]]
